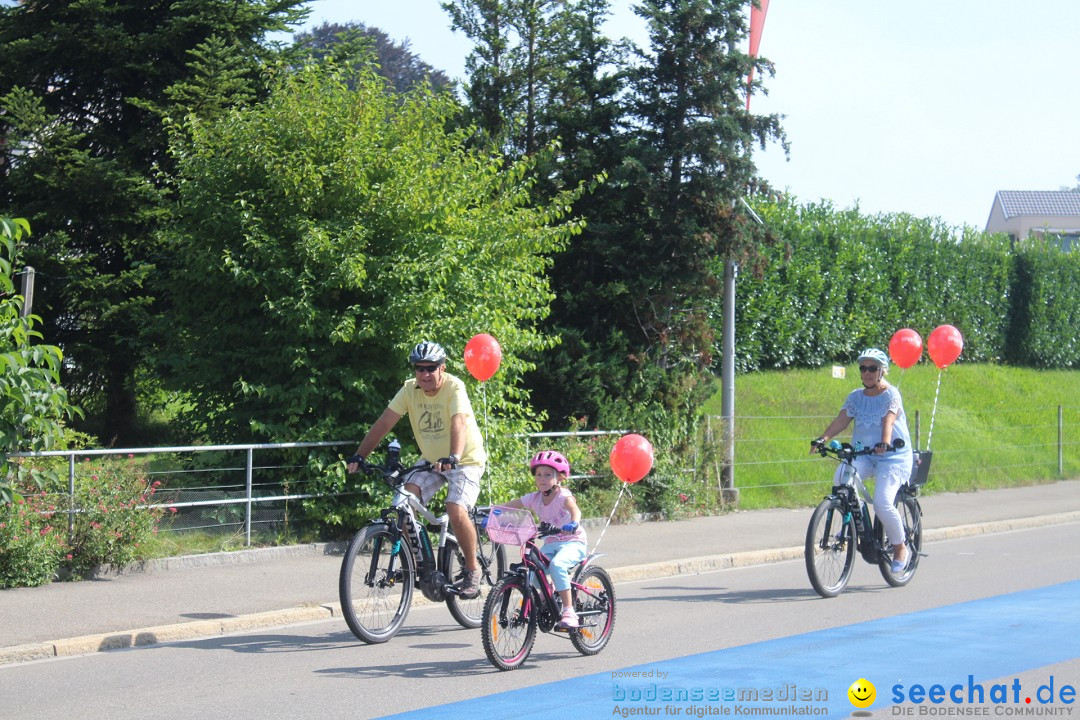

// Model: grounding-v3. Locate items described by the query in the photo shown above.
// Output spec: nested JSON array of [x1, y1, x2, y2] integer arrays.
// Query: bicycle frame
[[506, 534, 604, 633], [829, 459, 887, 564]]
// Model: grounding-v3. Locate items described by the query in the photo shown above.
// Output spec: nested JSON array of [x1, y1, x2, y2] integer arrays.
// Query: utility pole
[[720, 260, 738, 503]]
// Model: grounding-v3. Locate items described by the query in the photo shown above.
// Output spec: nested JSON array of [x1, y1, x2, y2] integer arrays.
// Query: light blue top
[[842, 385, 912, 460]]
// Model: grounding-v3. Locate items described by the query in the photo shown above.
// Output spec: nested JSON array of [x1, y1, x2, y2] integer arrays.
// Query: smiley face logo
[[848, 678, 876, 708]]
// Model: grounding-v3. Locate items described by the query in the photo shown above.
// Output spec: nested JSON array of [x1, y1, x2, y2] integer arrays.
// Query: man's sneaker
[[557, 608, 580, 629], [457, 570, 482, 599]]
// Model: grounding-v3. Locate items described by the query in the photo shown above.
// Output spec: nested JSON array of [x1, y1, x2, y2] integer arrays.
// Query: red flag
[[746, 0, 770, 111]]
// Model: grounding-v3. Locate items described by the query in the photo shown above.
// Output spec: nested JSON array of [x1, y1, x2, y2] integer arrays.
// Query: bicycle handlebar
[[811, 437, 905, 460], [345, 452, 433, 488]]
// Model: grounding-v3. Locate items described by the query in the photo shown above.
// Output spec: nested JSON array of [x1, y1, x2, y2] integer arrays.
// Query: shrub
[[0, 492, 66, 588], [65, 456, 165, 578]]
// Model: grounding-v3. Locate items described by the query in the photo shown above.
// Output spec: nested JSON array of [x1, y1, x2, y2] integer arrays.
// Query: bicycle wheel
[[338, 524, 415, 644], [443, 522, 507, 629], [569, 566, 616, 656], [805, 498, 855, 598], [876, 491, 923, 587], [481, 576, 537, 671]]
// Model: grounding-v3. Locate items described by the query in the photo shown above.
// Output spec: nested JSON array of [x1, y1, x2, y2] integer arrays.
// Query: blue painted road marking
[[384, 580, 1080, 719]]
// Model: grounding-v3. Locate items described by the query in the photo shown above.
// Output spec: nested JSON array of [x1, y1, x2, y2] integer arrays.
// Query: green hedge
[[734, 198, 1076, 370]]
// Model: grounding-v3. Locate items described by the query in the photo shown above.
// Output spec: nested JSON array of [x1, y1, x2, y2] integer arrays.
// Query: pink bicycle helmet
[[529, 450, 570, 476]]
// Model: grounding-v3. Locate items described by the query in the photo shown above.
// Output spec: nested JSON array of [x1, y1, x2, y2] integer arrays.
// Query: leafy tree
[[293, 21, 453, 94], [0, 0, 308, 444], [0, 218, 81, 503], [156, 61, 588, 451]]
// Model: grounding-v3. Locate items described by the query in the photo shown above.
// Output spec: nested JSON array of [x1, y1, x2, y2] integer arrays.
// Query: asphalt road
[[2, 522, 1078, 720]]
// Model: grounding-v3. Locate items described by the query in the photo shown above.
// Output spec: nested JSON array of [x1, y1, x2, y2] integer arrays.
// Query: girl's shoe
[[557, 608, 580, 629]]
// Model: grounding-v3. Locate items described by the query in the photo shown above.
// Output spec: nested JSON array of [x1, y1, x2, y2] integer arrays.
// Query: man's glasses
[[859, 365, 881, 374], [413, 364, 440, 374]]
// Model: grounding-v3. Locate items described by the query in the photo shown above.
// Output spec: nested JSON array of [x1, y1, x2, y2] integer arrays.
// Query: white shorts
[[407, 464, 483, 509]]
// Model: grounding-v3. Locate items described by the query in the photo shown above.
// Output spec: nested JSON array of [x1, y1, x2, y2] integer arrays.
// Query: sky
[[294, 0, 1080, 230]]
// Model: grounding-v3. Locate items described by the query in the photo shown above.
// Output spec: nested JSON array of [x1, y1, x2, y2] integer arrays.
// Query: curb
[[3, 511, 1078, 666]]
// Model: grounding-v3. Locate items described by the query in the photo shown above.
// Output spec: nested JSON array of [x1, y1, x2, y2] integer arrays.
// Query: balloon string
[[926, 367, 944, 451], [590, 482, 631, 555], [895, 367, 905, 391], [480, 382, 490, 503]]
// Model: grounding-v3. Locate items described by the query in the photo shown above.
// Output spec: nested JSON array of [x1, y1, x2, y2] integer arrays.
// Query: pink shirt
[[520, 487, 587, 545]]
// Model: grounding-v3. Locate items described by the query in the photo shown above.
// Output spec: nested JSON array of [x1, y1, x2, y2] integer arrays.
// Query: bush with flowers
[[0, 491, 66, 588], [64, 455, 165, 578]]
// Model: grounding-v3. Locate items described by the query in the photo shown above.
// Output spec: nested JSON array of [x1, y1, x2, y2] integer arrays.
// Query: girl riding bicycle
[[811, 348, 914, 574], [500, 450, 586, 629]]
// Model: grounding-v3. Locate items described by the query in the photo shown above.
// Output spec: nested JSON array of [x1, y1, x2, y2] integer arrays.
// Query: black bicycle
[[481, 506, 616, 670], [338, 440, 506, 643], [805, 438, 928, 598]]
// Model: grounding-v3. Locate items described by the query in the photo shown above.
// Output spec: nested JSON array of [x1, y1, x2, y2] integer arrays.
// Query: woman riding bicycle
[[499, 450, 586, 629], [811, 348, 914, 574]]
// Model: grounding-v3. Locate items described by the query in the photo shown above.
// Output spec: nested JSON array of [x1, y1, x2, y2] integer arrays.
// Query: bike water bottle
[[387, 438, 401, 464]]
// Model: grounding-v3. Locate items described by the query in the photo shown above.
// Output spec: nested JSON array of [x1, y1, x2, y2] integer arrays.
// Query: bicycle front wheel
[[876, 491, 923, 587], [443, 521, 507, 629], [570, 566, 616, 656], [481, 576, 537, 671], [805, 498, 855, 598], [339, 524, 415, 644]]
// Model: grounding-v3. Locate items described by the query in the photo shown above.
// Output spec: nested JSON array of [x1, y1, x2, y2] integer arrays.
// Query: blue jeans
[[540, 540, 587, 592]]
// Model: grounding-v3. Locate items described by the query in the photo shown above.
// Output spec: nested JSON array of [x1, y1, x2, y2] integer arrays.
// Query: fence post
[[245, 448, 253, 546], [68, 453, 76, 544], [1059, 405, 1064, 476]]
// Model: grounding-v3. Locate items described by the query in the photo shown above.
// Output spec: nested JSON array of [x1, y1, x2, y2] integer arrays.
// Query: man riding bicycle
[[347, 341, 487, 598]]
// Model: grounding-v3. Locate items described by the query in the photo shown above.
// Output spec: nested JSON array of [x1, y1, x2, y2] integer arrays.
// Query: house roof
[[996, 190, 1080, 219]]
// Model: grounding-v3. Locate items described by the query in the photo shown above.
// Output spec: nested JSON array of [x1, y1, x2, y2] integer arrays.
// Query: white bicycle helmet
[[857, 348, 889, 372], [409, 341, 447, 366]]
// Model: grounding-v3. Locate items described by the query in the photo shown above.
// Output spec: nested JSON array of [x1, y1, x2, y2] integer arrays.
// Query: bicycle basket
[[485, 506, 537, 545], [909, 450, 932, 487]]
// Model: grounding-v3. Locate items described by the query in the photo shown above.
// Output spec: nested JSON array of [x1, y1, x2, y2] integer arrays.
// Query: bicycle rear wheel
[[876, 490, 923, 587], [481, 576, 536, 671], [805, 498, 855, 598], [570, 566, 616, 656], [339, 524, 415, 644], [443, 521, 507, 629]]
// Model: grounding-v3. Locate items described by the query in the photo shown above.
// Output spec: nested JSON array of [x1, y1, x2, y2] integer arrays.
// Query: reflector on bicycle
[[486, 506, 536, 545]]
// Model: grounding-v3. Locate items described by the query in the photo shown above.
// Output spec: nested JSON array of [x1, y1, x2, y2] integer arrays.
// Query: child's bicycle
[[338, 440, 506, 643], [480, 506, 616, 670], [805, 438, 930, 598]]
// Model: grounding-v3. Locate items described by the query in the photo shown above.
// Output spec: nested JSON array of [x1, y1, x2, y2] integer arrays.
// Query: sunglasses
[[413, 364, 440, 374], [859, 365, 881, 374]]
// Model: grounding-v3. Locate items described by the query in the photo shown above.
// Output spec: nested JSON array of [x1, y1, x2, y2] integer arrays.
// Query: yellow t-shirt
[[388, 372, 486, 466]]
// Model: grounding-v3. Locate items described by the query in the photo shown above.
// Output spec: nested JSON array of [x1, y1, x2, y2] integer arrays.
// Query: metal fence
[[8, 441, 352, 546], [709, 405, 1078, 503], [7, 407, 1077, 545]]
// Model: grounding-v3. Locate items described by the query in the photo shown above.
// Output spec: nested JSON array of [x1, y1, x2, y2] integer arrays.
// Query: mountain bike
[[805, 438, 928, 598], [338, 440, 506, 643], [480, 506, 616, 671]]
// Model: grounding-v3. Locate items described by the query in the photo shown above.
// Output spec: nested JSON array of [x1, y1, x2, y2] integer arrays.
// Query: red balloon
[[927, 324, 964, 369], [609, 433, 654, 484], [888, 328, 923, 369], [464, 333, 502, 381]]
